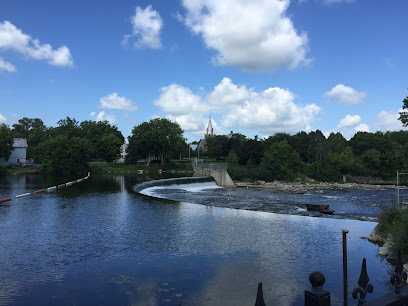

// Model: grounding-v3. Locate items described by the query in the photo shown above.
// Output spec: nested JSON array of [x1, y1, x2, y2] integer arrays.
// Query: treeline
[[0, 117, 124, 175], [203, 130, 408, 182]]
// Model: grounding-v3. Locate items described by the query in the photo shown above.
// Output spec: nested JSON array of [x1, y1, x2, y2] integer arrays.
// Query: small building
[[0, 138, 28, 167]]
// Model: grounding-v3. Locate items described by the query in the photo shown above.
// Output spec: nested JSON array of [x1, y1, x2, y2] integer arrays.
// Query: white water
[[140, 181, 221, 197]]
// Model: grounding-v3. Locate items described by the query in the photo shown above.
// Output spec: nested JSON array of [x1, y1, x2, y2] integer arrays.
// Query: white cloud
[[374, 110, 407, 132], [180, 0, 310, 72], [0, 20, 73, 68], [222, 87, 320, 134], [99, 92, 138, 111], [336, 114, 361, 129], [124, 5, 163, 49], [90, 112, 95, 117], [95, 111, 117, 124], [154, 84, 207, 115], [154, 78, 320, 135], [324, 84, 367, 104], [0, 113, 6, 123], [0, 57, 16, 72], [354, 123, 369, 133]]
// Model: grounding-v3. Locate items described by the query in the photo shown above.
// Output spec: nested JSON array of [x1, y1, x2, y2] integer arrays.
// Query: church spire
[[205, 115, 214, 138]]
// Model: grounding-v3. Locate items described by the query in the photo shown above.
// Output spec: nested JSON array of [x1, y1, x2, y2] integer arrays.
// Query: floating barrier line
[[1, 173, 90, 202]]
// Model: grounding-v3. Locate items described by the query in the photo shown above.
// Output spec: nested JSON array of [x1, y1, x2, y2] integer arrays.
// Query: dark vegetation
[[202, 130, 408, 183]]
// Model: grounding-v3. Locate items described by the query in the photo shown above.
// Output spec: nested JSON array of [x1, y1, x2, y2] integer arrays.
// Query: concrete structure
[[0, 138, 28, 166], [192, 160, 235, 187]]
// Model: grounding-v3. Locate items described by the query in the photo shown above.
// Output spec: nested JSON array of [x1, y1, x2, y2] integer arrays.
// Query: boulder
[[368, 224, 385, 243]]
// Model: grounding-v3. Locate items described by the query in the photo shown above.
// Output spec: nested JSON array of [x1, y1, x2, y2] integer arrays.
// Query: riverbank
[[235, 180, 395, 193]]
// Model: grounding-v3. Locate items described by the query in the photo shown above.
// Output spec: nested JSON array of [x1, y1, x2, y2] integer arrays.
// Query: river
[[0, 174, 396, 305]]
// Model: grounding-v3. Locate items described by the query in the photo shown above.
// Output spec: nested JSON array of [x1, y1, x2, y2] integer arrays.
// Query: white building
[[0, 138, 28, 167]]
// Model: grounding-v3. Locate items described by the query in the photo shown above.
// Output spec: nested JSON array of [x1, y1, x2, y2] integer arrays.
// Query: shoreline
[[235, 180, 396, 193]]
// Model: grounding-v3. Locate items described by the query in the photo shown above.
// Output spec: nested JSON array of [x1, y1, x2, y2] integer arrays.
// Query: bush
[[378, 206, 408, 260], [0, 165, 7, 176]]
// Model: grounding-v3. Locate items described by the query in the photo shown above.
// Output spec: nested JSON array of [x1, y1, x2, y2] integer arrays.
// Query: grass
[[6, 165, 42, 175]]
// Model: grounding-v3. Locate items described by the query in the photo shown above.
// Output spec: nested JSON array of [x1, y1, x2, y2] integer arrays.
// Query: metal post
[[343, 229, 349, 306], [397, 170, 399, 206]]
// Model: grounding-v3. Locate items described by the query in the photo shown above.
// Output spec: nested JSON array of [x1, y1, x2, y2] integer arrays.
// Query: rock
[[403, 263, 408, 274], [368, 224, 385, 243], [379, 239, 392, 257]]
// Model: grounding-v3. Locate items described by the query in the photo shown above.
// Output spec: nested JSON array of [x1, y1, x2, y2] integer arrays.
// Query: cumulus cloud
[[0, 113, 6, 123], [95, 111, 117, 124], [154, 78, 320, 135], [354, 123, 369, 133], [123, 5, 163, 49], [324, 84, 367, 104], [0, 57, 16, 72], [180, 0, 310, 72], [0, 20, 74, 68], [374, 110, 407, 132], [99, 92, 138, 111], [336, 114, 361, 129]]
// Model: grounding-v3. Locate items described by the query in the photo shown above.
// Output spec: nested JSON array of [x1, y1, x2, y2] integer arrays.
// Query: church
[[197, 116, 215, 152]]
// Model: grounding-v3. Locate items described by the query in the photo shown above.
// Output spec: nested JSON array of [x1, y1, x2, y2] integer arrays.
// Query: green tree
[[97, 134, 123, 163], [50, 117, 81, 138], [34, 135, 93, 176], [261, 141, 302, 181], [80, 120, 124, 160], [0, 124, 13, 161], [205, 135, 229, 159], [398, 94, 408, 126], [11, 117, 49, 158], [127, 118, 185, 166]]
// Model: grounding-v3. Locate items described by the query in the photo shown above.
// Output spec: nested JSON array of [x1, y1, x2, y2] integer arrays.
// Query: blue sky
[[0, 0, 407, 142]]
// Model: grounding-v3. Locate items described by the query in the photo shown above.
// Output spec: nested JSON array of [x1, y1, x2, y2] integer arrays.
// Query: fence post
[[390, 250, 407, 295], [255, 282, 266, 306], [304, 271, 331, 306], [352, 258, 373, 306]]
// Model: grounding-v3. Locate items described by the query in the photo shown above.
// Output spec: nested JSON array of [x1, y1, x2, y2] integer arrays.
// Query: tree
[[97, 134, 123, 163], [398, 94, 408, 126], [12, 117, 49, 158], [80, 120, 124, 160], [0, 124, 13, 161], [261, 141, 302, 181], [127, 118, 185, 166], [50, 117, 81, 138], [34, 135, 93, 176], [205, 135, 229, 159]]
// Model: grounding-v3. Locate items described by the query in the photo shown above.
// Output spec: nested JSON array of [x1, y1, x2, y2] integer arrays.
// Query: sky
[[0, 0, 407, 143]]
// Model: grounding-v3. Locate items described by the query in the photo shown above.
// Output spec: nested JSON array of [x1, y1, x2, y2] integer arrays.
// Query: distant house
[[0, 138, 28, 167]]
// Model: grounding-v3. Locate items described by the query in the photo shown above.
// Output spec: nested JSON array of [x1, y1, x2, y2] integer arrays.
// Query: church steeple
[[205, 115, 214, 139]]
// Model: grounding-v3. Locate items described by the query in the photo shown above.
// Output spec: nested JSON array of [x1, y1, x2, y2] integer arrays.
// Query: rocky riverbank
[[368, 225, 408, 279], [235, 180, 395, 193]]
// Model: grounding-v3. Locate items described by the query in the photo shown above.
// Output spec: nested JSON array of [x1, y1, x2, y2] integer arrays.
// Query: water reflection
[[0, 175, 394, 305]]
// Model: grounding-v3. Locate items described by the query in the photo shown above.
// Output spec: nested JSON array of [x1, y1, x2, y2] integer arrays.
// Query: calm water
[[0, 174, 396, 305]]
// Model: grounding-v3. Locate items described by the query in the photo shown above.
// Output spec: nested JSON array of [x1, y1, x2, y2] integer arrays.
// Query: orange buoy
[[0, 197, 12, 203]]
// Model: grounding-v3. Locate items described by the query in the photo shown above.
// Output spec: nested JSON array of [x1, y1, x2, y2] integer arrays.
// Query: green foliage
[[398, 95, 408, 127], [205, 135, 229, 159], [127, 118, 186, 166], [0, 124, 13, 161], [0, 165, 7, 176], [35, 135, 93, 176], [11, 117, 49, 158], [261, 141, 302, 181], [378, 206, 408, 258], [97, 134, 123, 163]]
